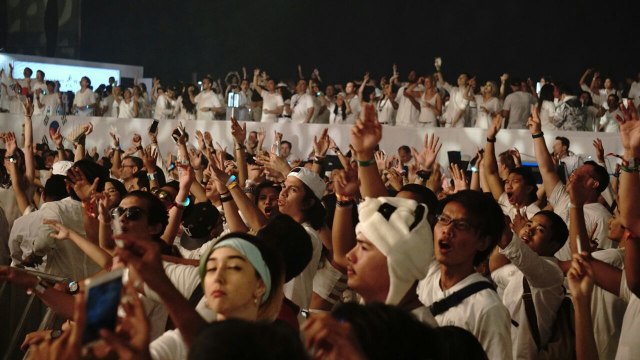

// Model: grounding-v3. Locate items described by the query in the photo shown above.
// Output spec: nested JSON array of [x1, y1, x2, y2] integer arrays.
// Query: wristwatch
[[67, 280, 79, 295], [5, 155, 16, 163]]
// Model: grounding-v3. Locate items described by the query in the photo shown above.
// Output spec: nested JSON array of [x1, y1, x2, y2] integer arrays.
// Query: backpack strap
[[522, 277, 542, 350], [429, 281, 494, 317]]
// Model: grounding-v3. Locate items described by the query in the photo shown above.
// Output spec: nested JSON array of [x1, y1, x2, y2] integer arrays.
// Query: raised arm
[[22, 100, 35, 184], [357, 73, 369, 100], [209, 162, 250, 234], [160, 165, 193, 245], [567, 178, 595, 256], [4, 132, 31, 213], [45, 219, 113, 270], [483, 115, 506, 200], [330, 166, 359, 271], [579, 68, 593, 88], [311, 128, 330, 175], [230, 118, 248, 187], [527, 104, 560, 196], [351, 104, 388, 198], [252, 69, 265, 94], [567, 254, 599, 360]]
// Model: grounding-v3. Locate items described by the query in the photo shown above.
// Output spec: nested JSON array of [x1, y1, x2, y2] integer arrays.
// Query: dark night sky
[[79, 0, 640, 88]]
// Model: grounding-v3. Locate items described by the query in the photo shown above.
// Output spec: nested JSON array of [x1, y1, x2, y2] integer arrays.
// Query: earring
[[253, 296, 259, 306]]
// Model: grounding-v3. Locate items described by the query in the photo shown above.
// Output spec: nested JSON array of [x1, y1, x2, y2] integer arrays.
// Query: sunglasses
[[110, 206, 145, 221]]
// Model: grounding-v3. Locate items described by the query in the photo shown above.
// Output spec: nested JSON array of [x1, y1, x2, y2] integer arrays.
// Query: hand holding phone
[[82, 269, 124, 345]]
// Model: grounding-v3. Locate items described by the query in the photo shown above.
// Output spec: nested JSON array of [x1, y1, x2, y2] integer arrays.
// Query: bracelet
[[531, 132, 544, 139], [620, 165, 640, 173], [221, 195, 234, 203], [226, 181, 238, 190], [336, 194, 355, 202], [235, 144, 246, 150], [244, 186, 255, 194], [219, 191, 230, 197], [486, 137, 496, 143], [337, 200, 355, 208], [357, 158, 376, 167]]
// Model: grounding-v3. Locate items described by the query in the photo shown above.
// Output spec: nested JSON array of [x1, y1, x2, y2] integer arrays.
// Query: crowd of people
[[0, 60, 639, 360], [2, 62, 640, 133]]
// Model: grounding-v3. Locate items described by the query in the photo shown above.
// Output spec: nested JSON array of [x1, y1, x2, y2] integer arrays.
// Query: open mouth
[[264, 206, 273, 216], [438, 239, 452, 253], [507, 192, 515, 203]]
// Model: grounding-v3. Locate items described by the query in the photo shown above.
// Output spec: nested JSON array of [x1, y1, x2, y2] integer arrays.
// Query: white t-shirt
[[290, 93, 314, 123], [591, 248, 626, 360], [600, 109, 623, 133], [155, 94, 177, 120], [492, 235, 565, 360], [417, 262, 513, 359], [345, 95, 361, 124], [283, 223, 322, 309], [114, 99, 136, 119], [395, 85, 423, 127], [73, 89, 96, 107], [474, 95, 501, 129], [549, 182, 612, 260], [260, 90, 284, 123], [503, 91, 536, 129], [376, 97, 395, 125], [441, 84, 469, 128], [497, 192, 541, 222], [616, 272, 640, 360], [539, 100, 558, 131], [194, 90, 222, 120]]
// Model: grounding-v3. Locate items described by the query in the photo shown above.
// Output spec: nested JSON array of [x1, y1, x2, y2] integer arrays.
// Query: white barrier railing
[[0, 114, 625, 167]]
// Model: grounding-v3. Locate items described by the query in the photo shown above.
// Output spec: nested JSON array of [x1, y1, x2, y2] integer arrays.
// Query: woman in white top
[[72, 76, 96, 116], [329, 93, 349, 124], [376, 80, 398, 125], [114, 88, 139, 119], [418, 75, 442, 127], [538, 84, 558, 131], [176, 84, 197, 120], [475, 81, 501, 129]]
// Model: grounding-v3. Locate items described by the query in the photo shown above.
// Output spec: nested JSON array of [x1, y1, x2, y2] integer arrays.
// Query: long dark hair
[[182, 84, 197, 114], [537, 84, 555, 112]]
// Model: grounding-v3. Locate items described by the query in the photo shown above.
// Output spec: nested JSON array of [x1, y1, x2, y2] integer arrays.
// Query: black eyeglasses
[[110, 206, 145, 221], [436, 214, 475, 232]]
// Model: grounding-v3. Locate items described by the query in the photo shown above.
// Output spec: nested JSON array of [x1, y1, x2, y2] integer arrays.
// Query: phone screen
[[83, 270, 124, 345], [149, 120, 159, 134]]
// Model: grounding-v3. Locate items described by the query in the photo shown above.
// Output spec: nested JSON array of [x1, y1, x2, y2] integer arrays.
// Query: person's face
[[345, 82, 355, 94], [553, 86, 561, 99], [567, 165, 600, 193], [103, 182, 122, 208], [434, 202, 487, 268], [552, 140, 565, 155], [203, 246, 265, 318], [240, 80, 249, 90], [336, 95, 345, 106], [44, 154, 55, 169], [346, 234, 390, 302], [266, 80, 276, 92], [24, 69, 32, 78], [296, 80, 307, 93], [482, 82, 494, 95], [518, 214, 557, 256], [468, 77, 477, 89], [580, 92, 590, 105], [36, 71, 44, 81], [123, 89, 132, 100], [120, 158, 138, 180], [424, 77, 433, 89], [457, 74, 468, 88], [325, 85, 335, 97], [504, 173, 532, 206], [279, 143, 291, 158], [398, 148, 411, 164], [608, 209, 625, 242], [80, 78, 88, 88], [204, 179, 219, 200], [278, 177, 308, 218], [604, 78, 613, 90], [166, 89, 175, 99], [203, 79, 212, 91], [114, 196, 154, 237], [606, 95, 618, 110], [257, 187, 280, 218], [46, 83, 55, 93], [408, 71, 417, 82]]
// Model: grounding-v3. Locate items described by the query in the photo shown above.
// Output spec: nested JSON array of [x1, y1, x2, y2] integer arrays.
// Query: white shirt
[[600, 109, 623, 133], [376, 97, 395, 124], [155, 94, 177, 120], [417, 262, 513, 359], [497, 192, 541, 222], [0, 206, 9, 265], [441, 83, 469, 128], [260, 90, 284, 123], [290, 93, 314, 123], [194, 90, 222, 120], [345, 95, 361, 124], [539, 100, 558, 131], [503, 91, 536, 129], [114, 99, 136, 119], [591, 248, 626, 360], [549, 182, 612, 260], [493, 235, 565, 360], [616, 272, 640, 360], [474, 95, 501, 129], [395, 85, 422, 127], [8, 197, 101, 280], [283, 223, 322, 309], [73, 88, 96, 112]]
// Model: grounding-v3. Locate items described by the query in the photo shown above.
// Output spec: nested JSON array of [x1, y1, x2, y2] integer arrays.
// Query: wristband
[[357, 158, 376, 167], [336, 194, 355, 202], [486, 137, 496, 143], [531, 132, 544, 139], [226, 181, 238, 190], [620, 165, 640, 173], [235, 144, 246, 150], [221, 195, 234, 203], [337, 200, 355, 207]]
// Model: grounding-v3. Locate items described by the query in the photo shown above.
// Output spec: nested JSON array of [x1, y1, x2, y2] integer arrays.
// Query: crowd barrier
[[0, 114, 625, 169]]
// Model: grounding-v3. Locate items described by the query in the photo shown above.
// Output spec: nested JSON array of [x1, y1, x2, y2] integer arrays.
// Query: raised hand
[[509, 147, 522, 167], [43, 219, 71, 240], [511, 206, 529, 234], [230, 117, 247, 145], [426, 163, 443, 195], [450, 163, 468, 193], [487, 114, 504, 140], [313, 128, 330, 157], [386, 168, 404, 191], [527, 104, 542, 134], [142, 147, 158, 171], [257, 128, 266, 143], [333, 164, 359, 197], [616, 99, 640, 158], [419, 133, 442, 170], [188, 147, 202, 170], [274, 131, 283, 144], [374, 150, 387, 170], [203, 131, 214, 149], [4, 131, 17, 155], [195, 130, 206, 151], [66, 166, 99, 202], [22, 98, 34, 117], [350, 104, 381, 157], [592, 138, 605, 163], [567, 253, 595, 302], [52, 128, 64, 148]]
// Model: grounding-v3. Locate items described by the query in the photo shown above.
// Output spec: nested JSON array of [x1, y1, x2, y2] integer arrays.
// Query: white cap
[[287, 167, 326, 200], [52, 160, 74, 176], [355, 197, 434, 305]]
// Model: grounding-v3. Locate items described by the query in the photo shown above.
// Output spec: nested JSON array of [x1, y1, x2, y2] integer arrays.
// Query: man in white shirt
[[290, 80, 314, 123], [552, 136, 582, 177], [528, 111, 611, 261], [154, 86, 177, 120], [72, 76, 97, 116], [599, 94, 623, 132], [395, 71, 422, 127], [344, 82, 361, 123], [502, 78, 536, 129], [195, 77, 224, 120], [33, 81, 61, 118]]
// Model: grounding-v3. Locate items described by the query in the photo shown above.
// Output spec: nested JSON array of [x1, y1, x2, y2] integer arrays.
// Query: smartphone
[[172, 128, 183, 143], [149, 120, 159, 134], [623, 98, 630, 109], [83, 269, 124, 345]]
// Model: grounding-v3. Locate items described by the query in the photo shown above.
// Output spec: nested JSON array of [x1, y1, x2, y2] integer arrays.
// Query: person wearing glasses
[[416, 190, 512, 359]]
